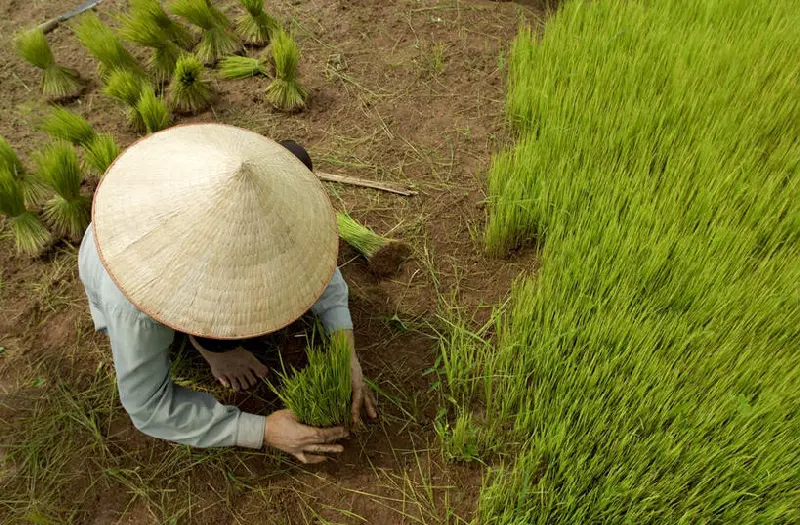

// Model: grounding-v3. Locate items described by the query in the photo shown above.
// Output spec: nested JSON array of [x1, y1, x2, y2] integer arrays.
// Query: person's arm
[[106, 305, 266, 448]]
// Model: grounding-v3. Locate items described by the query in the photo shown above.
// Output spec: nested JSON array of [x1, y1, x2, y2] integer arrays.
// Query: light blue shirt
[[78, 225, 352, 449]]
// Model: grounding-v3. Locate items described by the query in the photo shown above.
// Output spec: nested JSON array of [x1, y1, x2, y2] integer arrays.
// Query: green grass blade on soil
[[14, 28, 80, 98], [336, 212, 411, 277], [217, 55, 267, 79], [236, 0, 280, 46], [40, 106, 97, 147], [468, 0, 800, 522], [33, 141, 90, 239], [271, 331, 351, 427], [265, 29, 307, 111], [0, 170, 51, 255], [84, 133, 121, 176], [75, 12, 142, 78], [169, 54, 214, 114]]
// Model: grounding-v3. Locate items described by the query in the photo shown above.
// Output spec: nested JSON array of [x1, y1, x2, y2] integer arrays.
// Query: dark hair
[[278, 139, 313, 172], [192, 336, 243, 352]]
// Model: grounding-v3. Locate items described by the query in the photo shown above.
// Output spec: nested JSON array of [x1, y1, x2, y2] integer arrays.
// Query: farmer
[[78, 124, 377, 464]]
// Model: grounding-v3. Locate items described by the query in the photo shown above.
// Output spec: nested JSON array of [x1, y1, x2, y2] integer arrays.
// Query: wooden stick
[[316, 172, 418, 197]]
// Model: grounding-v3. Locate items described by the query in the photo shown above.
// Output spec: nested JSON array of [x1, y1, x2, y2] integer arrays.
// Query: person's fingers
[[218, 376, 230, 389], [255, 363, 269, 379], [295, 452, 327, 464], [229, 376, 242, 392], [316, 426, 349, 442], [303, 444, 344, 455], [243, 370, 258, 389], [365, 391, 378, 419], [352, 387, 364, 425]]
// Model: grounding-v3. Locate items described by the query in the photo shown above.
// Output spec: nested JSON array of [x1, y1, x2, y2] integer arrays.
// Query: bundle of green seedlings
[[75, 12, 142, 79], [217, 55, 268, 79], [336, 213, 411, 277], [0, 170, 51, 255], [236, 0, 280, 46], [136, 85, 172, 133], [0, 136, 49, 207], [84, 133, 121, 175], [271, 331, 351, 427], [441, 0, 800, 522], [120, 0, 192, 84], [38, 106, 122, 174], [169, 54, 214, 113], [103, 69, 148, 131], [33, 141, 91, 240], [168, 0, 239, 64], [14, 28, 80, 98], [265, 30, 307, 112]]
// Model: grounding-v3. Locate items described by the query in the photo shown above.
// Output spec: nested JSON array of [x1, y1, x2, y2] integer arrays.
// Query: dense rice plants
[[136, 85, 171, 133], [217, 55, 268, 79], [168, 0, 239, 64], [40, 106, 97, 147], [451, 0, 800, 523], [236, 0, 280, 46], [84, 133, 121, 175], [74, 12, 142, 78], [33, 142, 91, 239], [0, 136, 49, 207], [336, 213, 411, 277], [169, 54, 214, 113], [271, 332, 351, 427], [103, 70, 147, 131], [0, 171, 51, 255], [119, 4, 187, 85], [14, 28, 80, 98], [265, 30, 307, 112]]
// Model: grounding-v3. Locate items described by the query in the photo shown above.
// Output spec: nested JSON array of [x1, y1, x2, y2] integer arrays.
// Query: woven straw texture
[[92, 124, 338, 338]]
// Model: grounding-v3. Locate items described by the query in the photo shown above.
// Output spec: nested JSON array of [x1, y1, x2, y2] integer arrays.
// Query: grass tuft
[[84, 133, 121, 176], [168, 0, 239, 63], [40, 106, 97, 147], [265, 30, 307, 111], [14, 28, 80, 98], [169, 54, 214, 113], [137, 85, 172, 133], [236, 0, 280, 46], [337, 213, 411, 276], [0, 171, 51, 255], [271, 331, 351, 427], [74, 12, 142, 78], [217, 55, 268, 79], [33, 141, 90, 239]]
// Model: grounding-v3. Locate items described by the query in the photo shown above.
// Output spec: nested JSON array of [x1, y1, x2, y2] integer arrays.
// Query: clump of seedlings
[[169, 54, 214, 113], [236, 0, 280, 46], [0, 136, 49, 207], [137, 85, 172, 133], [120, 1, 188, 85], [33, 141, 91, 240], [168, 0, 239, 64], [0, 170, 51, 255], [336, 213, 412, 277], [75, 12, 142, 78], [14, 28, 80, 98], [103, 69, 148, 131], [84, 133, 121, 175], [217, 55, 268, 79], [40, 106, 98, 147], [265, 30, 307, 112], [271, 331, 352, 427]]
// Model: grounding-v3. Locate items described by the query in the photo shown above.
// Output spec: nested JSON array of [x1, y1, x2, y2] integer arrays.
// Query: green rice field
[[444, 0, 800, 521]]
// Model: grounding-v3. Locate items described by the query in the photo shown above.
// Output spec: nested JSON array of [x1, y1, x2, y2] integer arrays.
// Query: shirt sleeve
[[106, 305, 266, 449], [310, 267, 353, 334]]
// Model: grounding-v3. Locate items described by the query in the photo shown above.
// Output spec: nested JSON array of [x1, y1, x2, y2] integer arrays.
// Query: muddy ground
[[0, 0, 544, 522]]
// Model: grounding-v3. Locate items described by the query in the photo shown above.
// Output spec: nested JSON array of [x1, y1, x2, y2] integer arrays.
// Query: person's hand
[[264, 409, 348, 464], [341, 330, 378, 425]]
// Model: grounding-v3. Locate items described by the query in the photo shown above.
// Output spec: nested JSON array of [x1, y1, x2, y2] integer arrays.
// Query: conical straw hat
[[92, 124, 338, 339]]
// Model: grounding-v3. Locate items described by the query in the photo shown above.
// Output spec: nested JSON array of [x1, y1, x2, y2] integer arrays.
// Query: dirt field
[[0, 0, 544, 522]]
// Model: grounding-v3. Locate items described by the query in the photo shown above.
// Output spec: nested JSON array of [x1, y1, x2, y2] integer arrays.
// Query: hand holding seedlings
[[263, 410, 348, 464]]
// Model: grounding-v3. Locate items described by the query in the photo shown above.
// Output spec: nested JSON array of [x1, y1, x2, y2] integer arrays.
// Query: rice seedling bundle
[[75, 12, 142, 78], [33, 142, 91, 239], [168, 0, 239, 64], [0, 136, 49, 207], [0, 170, 51, 255], [14, 28, 80, 98], [103, 70, 148, 131], [127, 0, 194, 49], [169, 54, 214, 113], [84, 133, 121, 175], [236, 0, 280, 46], [271, 332, 351, 427], [119, 7, 185, 85], [136, 86, 171, 133], [217, 55, 268, 79], [336, 213, 411, 277], [265, 30, 307, 112], [441, 0, 800, 522], [40, 106, 97, 147]]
